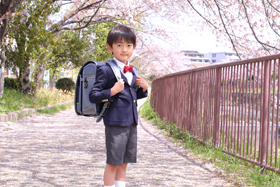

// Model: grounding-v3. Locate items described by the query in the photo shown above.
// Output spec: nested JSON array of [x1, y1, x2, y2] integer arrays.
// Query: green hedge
[[55, 78, 75, 93], [4, 78, 21, 90]]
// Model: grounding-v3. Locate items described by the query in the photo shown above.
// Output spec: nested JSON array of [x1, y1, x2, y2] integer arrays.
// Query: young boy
[[89, 25, 148, 187]]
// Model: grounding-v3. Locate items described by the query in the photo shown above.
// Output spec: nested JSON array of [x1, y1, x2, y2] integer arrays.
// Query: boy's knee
[[119, 163, 127, 169], [106, 164, 119, 171]]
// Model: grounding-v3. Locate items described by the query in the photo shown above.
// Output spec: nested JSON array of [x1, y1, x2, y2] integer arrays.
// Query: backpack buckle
[[84, 77, 88, 89]]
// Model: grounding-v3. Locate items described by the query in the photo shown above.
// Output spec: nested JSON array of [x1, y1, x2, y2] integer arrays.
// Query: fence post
[[260, 61, 270, 174], [190, 72, 195, 133], [214, 67, 222, 147]]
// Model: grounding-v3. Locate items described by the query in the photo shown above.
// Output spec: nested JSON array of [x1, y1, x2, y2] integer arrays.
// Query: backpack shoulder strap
[[95, 59, 121, 123], [132, 66, 140, 91], [106, 59, 122, 81], [132, 66, 139, 77]]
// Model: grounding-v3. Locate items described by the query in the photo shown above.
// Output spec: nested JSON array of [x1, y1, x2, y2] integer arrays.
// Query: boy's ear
[[134, 43, 137, 49], [106, 43, 113, 52]]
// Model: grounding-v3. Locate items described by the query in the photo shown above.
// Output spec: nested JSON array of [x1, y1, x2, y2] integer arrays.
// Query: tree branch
[[262, 0, 280, 38], [186, 0, 218, 30], [50, 0, 106, 32], [266, 0, 280, 13], [213, 0, 241, 59], [135, 33, 173, 74], [241, 0, 280, 52]]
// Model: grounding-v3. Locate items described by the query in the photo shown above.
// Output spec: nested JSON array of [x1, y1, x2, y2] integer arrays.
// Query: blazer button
[[130, 87, 131, 90], [133, 100, 136, 103]]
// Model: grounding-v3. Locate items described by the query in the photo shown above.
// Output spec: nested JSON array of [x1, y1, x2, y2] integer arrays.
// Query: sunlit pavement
[[0, 94, 233, 186]]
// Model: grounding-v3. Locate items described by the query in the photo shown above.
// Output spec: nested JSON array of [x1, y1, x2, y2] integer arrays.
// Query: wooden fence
[[151, 54, 280, 173]]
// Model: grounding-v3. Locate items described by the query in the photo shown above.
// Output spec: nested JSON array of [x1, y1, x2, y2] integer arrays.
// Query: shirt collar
[[113, 57, 130, 70]]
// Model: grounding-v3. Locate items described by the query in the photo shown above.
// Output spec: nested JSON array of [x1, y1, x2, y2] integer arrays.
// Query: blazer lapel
[[121, 73, 128, 84], [120, 70, 137, 86], [131, 73, 137, 86]]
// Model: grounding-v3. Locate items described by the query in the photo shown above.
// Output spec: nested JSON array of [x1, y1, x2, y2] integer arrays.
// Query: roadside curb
[[0, 100, 73, 122]]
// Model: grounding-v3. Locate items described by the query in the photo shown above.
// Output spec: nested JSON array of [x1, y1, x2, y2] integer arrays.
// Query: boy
[[89, 25, 148, 187]]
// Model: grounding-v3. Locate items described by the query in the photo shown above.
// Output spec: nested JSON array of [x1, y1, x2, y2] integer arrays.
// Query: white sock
[[115, 180, 126, 187], [104, 185, 115, 187]]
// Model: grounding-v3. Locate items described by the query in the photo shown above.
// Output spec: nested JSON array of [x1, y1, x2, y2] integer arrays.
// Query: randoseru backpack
[[74, 59, 139, 122]]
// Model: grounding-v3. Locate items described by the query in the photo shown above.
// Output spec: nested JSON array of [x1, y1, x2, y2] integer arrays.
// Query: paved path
[[0, 99, 234, 186]]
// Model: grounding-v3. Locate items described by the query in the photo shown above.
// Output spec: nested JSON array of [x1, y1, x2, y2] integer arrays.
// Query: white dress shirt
[[114, 57, 133, 86]]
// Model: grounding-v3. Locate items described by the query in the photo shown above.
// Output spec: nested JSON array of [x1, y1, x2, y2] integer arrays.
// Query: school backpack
[[74, 59, 138, 122]]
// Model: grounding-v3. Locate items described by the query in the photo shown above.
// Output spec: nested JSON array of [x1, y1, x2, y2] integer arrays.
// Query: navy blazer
[[89, 62, 148, 126]]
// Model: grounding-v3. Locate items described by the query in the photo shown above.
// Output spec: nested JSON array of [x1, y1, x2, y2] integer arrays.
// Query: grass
[[0, 88, 74, 114], [222, 88, 278, 94], [139, 97, 280, 187], [37, 102, 73, 114], [3, 128, 13, 131]]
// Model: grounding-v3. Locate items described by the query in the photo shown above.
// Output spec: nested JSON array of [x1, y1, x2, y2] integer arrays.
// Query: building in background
[[204, 52, 240, 64], [181, 50, 211, 70], [4, 68, 18, 78]]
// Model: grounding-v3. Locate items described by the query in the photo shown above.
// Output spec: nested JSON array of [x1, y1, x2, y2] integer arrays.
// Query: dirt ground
[[0, 103, 234, 186]]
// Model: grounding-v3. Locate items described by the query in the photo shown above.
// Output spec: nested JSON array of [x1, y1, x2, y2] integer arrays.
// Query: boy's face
[[106, 39, 137, 64]]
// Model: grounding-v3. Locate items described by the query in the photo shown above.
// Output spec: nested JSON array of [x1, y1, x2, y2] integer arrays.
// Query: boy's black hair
[[107, 25, 136, 47]]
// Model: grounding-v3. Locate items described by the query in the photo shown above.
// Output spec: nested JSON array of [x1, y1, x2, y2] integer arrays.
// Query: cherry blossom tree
[[131, 43, 186, 81], [5, 0, 157, 94], [3, 0, 280, 96], [134, 0, 280, 79], [166, 0, 280, 58]]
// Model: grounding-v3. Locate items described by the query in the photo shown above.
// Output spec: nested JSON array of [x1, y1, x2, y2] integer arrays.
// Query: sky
[[145, 12, 233, 54], [54, 3, 233, 54]]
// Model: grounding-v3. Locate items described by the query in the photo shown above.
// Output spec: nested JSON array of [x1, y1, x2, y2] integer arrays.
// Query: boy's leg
[[104, 124, 136, 186], [104, 164, 118, 186], [115, 163, 127, 187], [115, 162, 127, 181], [104, 163, 127, 186]]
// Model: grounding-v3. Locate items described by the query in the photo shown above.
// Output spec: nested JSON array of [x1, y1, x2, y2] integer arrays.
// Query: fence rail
[[151, 54, 280, 173]]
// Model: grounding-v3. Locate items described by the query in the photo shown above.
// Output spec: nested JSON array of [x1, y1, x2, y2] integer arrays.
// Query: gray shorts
[[105, 123, 137, 165]]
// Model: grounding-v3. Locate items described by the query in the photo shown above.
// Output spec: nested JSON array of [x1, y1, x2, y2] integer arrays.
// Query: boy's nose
[[122, 46, 128, 52]]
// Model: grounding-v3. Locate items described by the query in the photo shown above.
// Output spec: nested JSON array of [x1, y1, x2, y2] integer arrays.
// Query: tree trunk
[[21, 59, 31, 94], [0, 0, 21, 98], [0, 49, 6, 98], [0, 5, 8, 99], [33, 63, 46, 97], [1, 0, 21, 42], [49, 69, 56, 91]]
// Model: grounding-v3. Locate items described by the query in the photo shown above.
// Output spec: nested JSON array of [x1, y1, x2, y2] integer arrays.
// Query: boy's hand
[[135, 76, 149, 92], [111, 79, 124, 96]]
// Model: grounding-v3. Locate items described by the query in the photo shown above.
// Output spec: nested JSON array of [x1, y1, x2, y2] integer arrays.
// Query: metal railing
[[150, 54, 280, 173]]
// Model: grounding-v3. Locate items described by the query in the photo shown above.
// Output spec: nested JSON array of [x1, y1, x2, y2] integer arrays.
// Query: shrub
[[55, 78, 75, 93], [4, 78, 21, 90], [148, 74, 158, 82]]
